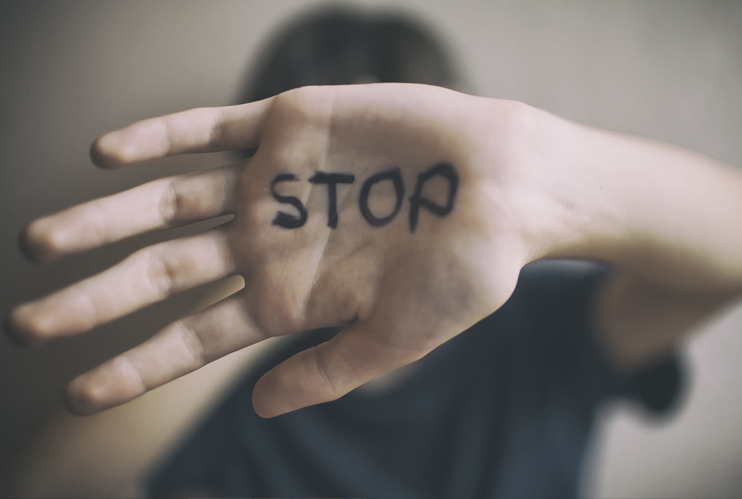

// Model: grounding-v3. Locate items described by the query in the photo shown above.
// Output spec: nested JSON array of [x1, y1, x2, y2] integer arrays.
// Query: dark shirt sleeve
[[515, 259, 685, 414]]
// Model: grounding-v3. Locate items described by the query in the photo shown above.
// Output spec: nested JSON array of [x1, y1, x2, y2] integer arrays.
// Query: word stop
[[270, 162, 459, 233]]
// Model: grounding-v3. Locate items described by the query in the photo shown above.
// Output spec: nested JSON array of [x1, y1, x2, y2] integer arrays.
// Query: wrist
[[470, 100, 617, 266], [510, 104, 742, 293], [523, 109, 628, 264]]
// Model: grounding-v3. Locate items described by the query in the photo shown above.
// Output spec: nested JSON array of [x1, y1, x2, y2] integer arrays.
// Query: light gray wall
[[1, 1, 741, 497]]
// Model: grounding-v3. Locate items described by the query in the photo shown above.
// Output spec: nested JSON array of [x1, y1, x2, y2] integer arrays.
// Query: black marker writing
[[408, 162, 459, 233], [308, 172, 355, 229], [270, 162, 459, 232], [358, 167, 405, 227], [271, 173, 307, 229]]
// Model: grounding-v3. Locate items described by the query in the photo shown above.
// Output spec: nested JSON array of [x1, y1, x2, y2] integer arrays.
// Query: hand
[[7, 84, 539, 417]]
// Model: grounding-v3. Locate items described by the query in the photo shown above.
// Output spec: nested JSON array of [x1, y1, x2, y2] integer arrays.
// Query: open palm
[[9, 84, 532, 417]]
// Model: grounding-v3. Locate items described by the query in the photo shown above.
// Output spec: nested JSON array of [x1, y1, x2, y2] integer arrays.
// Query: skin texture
[[6, 83, 742, 418]]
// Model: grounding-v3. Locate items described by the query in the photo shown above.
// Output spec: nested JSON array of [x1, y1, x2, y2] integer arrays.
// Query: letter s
[[271, 173, 308, 229]]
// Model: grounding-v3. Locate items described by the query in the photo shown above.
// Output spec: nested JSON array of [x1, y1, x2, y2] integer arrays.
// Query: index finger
[[91, 98, 273, 169]]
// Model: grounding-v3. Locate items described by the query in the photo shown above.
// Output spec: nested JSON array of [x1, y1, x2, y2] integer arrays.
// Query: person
[[6, 7, 742, 499]]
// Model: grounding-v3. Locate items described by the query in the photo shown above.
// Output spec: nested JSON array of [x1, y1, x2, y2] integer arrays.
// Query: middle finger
[[21, 164, 243, 262]]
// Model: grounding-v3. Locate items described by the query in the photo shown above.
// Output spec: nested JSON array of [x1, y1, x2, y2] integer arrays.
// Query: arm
[[6, 84, 742, 418], [525, 113, 742, 368]]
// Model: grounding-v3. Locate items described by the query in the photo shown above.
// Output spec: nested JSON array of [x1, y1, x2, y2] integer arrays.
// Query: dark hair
[[238, 6, 461, 104]]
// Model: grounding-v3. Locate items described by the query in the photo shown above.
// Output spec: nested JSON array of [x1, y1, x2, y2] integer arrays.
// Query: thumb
[[251, 324, 422, 418]]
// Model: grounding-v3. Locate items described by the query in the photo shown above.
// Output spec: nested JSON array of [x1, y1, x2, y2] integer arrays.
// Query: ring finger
[[9, 227, 236, 344]]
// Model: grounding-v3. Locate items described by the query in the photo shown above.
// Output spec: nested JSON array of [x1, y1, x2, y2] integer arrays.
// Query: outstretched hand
[[8, 84, 541, 417]]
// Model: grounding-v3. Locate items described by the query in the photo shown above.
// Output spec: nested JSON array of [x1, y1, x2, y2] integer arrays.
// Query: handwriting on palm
[[9, 84, 526, 417]]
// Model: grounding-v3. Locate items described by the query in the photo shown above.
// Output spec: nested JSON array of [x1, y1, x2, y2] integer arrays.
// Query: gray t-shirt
[[148, 260, 682, 498]]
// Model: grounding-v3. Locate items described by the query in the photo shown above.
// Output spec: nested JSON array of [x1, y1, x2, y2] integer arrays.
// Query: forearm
[[531, 109, 742, 291], [508, 104, 742, 365]]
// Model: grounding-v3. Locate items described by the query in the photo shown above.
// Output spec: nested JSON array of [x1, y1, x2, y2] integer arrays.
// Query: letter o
[[358, 167, 405, 227]]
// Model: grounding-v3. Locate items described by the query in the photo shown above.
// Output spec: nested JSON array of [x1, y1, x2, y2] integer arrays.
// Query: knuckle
[[207, 108, 225, 146], [312, 348, 339, 399], [178, 319, 206, 367], [158, 180, 178, 226], [272, 86, 333, 122], [164, 176, 222, 222], [68, 290, 98, 332], [139, 248, 175, 299]]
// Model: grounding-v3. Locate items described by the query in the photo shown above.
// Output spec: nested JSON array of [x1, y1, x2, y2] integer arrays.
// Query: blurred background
[[1, 1, 741, 497]]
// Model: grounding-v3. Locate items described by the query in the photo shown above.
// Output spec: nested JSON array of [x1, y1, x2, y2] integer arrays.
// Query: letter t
[[309, 172, 356, 228]]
